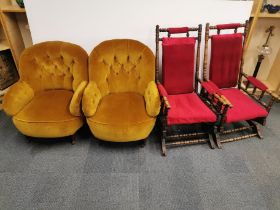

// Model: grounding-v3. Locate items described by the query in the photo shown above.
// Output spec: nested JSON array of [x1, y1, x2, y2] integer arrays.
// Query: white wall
[[25, 0, 253, 53]]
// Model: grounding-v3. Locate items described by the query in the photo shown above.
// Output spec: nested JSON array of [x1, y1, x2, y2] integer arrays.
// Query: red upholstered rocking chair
[[156, 25, 217, 156], [201, 22, 280, 148]]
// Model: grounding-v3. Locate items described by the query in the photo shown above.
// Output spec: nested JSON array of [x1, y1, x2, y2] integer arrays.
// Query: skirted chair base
[[86, 92, 156, 142], [12, 90, 84, 138]]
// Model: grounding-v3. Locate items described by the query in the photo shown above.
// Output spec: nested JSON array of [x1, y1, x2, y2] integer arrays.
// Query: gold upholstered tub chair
[[3, 41, 88, 143], [83, 39, 160, 142]]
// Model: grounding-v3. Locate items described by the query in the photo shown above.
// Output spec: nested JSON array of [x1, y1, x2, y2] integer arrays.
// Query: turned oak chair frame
[[156, 24, 217, 156], [202, 21, 280, 148]]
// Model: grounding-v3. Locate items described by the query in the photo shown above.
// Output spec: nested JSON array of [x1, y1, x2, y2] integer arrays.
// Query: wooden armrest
[[243, 74, 279, 101], [163, 96, 171, 109], [241, 72, 248, 78], [157, 82, 168, 98], [214, 94, 233, 108]]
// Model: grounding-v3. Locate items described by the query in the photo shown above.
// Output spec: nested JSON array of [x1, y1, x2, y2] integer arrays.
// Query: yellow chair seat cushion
[[13, 90, 83, 138], [87, 92, 156, 142]]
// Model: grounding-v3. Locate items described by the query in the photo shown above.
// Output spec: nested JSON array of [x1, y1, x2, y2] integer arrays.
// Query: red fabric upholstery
[[157, 83, 168, 97], [247, 76, 268, 91], [162, 37, 196, 95], [220, 88, 268, 123], [201, 80, 222, 95], [168, 27, 189, 34], [167, 93, 216, 125], [216, 23, 241, 30], [209, 33, 243, 88]]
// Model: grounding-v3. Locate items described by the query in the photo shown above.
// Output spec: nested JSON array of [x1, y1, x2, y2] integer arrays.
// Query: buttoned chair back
[[89, 39, 155, 97], [20, 41, 88, 92]]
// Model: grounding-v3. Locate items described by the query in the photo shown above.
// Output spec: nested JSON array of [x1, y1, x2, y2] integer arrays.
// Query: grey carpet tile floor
[[0, 102, 280, 210]]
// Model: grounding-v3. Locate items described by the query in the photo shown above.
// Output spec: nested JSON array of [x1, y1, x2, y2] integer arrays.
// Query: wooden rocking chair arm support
[[241, 72, 280, 109], [199, 79, 233, 108], [241, 72, 267, 91], [162, 96, 171, 110], [240, 71, 248, 79], [156, 82, 171, 110], [264, 90, 280, 112], [214, 94, 233, 108]]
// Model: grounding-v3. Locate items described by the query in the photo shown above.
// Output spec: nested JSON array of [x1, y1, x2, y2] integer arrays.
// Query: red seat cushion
[[162, 37, 196, 95], [220, 88, 268, 123], [209, 33, 243, 88], [167, 93, 216, 125]]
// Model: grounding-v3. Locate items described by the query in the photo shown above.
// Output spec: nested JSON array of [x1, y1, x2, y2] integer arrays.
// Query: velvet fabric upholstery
[[3, 81, 34, 116], [87, 93, 156, 142], [88, 39, 155, 96], [157, 83, 168, 97], [167, 93, 217, 125], [19, 41, 88, 92], [70, 81, 88, 116], [216, 23, 241, 30], [201, 80, 221, 95], [162, 37, 196, 94], [167, 27, 189, 34], [84, 39, 160, 142], [247, 76, 268, 91], [3, 41, 88, 138], [82, 81, 102, 117], [209, 33, 243, 88], [13, 90, 83, 137], [144, 81, 161, 117], [220, 88, 268, 123]]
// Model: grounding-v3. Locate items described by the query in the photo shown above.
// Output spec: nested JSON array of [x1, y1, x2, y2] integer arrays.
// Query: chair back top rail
[[159, 27, 200, 38], [209, 23, 246, 35]]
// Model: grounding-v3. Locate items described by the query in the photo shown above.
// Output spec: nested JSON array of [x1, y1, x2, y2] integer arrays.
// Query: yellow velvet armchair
[[3, 41, 88, 142], [83, 39, 160, 142]]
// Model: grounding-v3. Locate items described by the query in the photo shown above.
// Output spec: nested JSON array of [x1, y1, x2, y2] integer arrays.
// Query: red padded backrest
[[209, 33, 243, 88], [162, 37, 196, 95]]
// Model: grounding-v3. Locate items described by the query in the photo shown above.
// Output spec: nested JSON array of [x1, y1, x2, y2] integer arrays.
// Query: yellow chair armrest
[[69, 81, 88, 116], [144, 81, 161, 117], [3, 81, 34, 116], [82, 81, 102, 117]]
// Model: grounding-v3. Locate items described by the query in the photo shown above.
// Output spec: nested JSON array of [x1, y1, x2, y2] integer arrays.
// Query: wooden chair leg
[[71, 133, 76, 145], [215, 131, 222, 149], [247, 120, 263, 139], [140, 139, 147, 147], [162, 131, 167, 156], [208, 133, 215, 149], [219, 125, 224, 133], [25, 135, 31, 143]]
